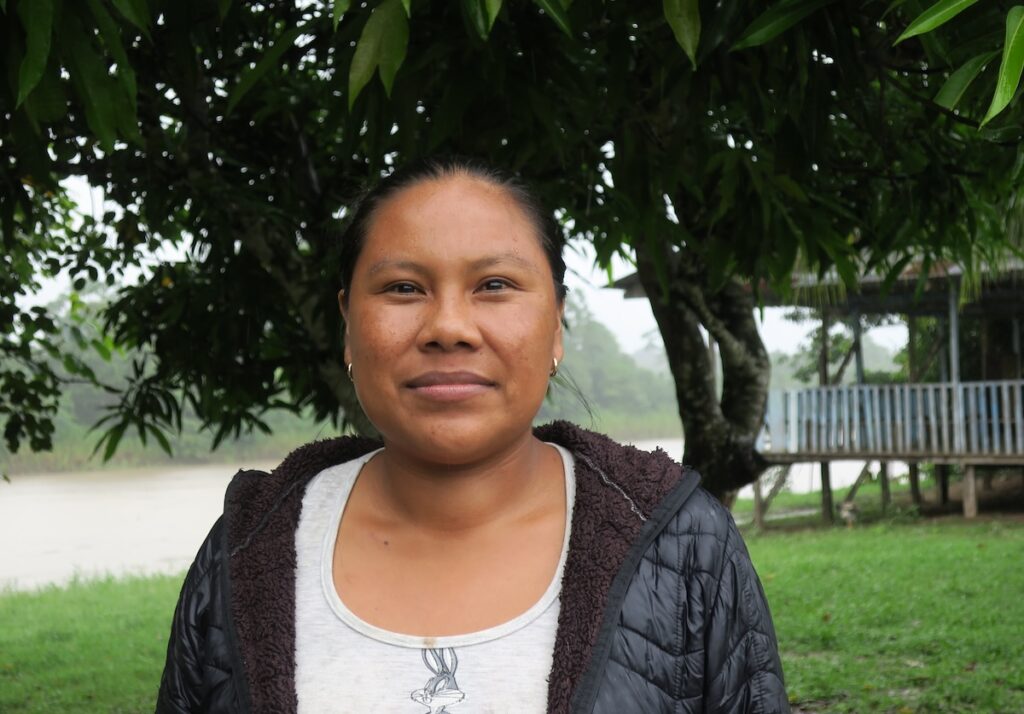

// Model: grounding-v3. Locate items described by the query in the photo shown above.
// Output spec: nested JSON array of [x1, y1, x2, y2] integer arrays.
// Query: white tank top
[[294, 445, 576, 713]]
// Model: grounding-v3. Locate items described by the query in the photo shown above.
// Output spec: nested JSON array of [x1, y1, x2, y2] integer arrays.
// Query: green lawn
[[1, 520, 1022, 713], [0, 574, 183, 714], [746, 520, 1024, 713]]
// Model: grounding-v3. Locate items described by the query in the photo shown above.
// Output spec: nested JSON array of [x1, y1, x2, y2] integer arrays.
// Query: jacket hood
[[223, 421, 697, 713]]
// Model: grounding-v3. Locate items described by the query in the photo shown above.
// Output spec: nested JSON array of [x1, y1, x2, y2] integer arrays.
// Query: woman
[[156, 158, 789, 713]]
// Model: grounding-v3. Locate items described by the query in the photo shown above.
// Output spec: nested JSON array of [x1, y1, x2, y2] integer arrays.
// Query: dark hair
[[338, 157, 568, 305]]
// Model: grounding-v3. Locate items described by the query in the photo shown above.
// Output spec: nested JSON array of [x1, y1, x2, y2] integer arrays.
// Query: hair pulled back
[[338, 157, 568, 304]]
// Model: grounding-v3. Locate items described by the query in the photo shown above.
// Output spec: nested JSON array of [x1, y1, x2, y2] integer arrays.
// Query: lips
[[406, 371, 495, 388], [405, 371, 495, 401]]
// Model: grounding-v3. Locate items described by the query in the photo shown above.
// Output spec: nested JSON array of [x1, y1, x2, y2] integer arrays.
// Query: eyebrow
[[366, 252, 540, 276]]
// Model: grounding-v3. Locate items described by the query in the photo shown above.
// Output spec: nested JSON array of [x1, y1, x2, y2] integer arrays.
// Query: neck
[[364, 433, 561, 534]]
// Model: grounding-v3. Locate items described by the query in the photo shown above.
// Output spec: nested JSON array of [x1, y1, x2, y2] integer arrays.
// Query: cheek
[[348, 310, 408, 358], [495, 314, 558, 381]]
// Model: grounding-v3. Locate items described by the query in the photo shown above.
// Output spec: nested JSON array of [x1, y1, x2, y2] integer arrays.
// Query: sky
[[560, 241, 908, 356]]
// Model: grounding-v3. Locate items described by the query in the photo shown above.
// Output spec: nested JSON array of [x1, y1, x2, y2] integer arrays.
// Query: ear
[[338, 289, 352, 365], [337, 289, 348, 322], [553, 301, 565, 364]]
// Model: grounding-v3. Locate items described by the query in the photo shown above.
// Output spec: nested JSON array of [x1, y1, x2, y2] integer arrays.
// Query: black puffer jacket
[[157, 422, 789, 713]]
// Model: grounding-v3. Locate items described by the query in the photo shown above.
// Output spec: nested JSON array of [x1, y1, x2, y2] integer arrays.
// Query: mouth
[[405, 371, 496, 401]]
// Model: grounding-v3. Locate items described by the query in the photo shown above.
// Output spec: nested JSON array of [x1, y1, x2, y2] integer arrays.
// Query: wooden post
[[908, 464, 922, 506], [820, 311, 834, 524], [753, 475, 765, 530], [963, 464, 978, 518], [880, 461, 891, 513], [938, 464, 950, 506]]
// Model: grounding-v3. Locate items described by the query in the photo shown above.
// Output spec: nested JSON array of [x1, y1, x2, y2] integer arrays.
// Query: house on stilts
[[615, 261, 1024, 520]]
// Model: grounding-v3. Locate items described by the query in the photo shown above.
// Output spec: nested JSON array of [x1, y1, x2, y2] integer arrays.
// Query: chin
[[381, 419, 534, 467]]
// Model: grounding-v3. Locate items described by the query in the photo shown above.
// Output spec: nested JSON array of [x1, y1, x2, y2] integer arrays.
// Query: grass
[[0, 574, 183, 713], [1, 520, 1022, 713], [746, 520, 1024, 713]]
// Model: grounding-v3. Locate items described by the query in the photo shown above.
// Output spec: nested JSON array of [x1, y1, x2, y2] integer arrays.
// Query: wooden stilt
[[880, 461, 891, 513], [753, 476, 765, 530], [963, 464, 978, 518], [938, 464, 950, 506], [909, 463, 922, 506]]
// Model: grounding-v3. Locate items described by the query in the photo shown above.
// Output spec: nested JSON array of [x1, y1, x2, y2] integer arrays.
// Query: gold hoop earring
[[550, 357, 559, 378], [347, 363, 354, 382]]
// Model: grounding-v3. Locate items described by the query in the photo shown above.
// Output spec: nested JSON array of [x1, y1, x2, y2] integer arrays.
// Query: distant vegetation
[[2, 293, 683, 475], [538, 296, 682, 439], [4, 293, 907, 476]]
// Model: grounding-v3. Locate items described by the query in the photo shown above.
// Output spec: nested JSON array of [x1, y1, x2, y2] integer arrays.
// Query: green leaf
[[664, 0, 700, 69], [15, 0, 54, 107], [981, 6, 1024, 126], [149, 424, 173, 456], [86, 0, 138, 110], [333, 0, 351, 30], [219, 0, 232, 20], [485, 0, 502, 30], [348, 0, 409, 109], [732, 0, 834, 51], [226, 25, 305, 115], [110, 0, 151, 40], [532, 0, 572, 38], [64, 22, 118, 150], [933, 50, 998, 109], [462, 0, 501, 39], [98, 422, 126, 462], [90, 337, 112, 362], [895, 0, 979, 45], [462, 0, 490, 40], [22, 61, 65, 126], [401, 0, 411, 16]]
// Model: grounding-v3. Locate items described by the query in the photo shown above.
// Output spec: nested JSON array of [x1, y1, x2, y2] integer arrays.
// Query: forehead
[[358, 175, 547, 267]]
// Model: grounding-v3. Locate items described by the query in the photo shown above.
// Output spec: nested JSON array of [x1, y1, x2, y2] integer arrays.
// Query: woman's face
[[341, 175, 564, 465]]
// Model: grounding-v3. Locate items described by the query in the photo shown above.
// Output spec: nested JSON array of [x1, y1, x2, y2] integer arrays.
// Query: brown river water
[[0, 437, 880, 591]]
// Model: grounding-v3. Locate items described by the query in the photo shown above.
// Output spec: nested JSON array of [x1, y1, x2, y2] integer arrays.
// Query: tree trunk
[[907, 318, 922, 508], [819, 313, 834, 524], [634, 246, 770, 500], [753, 477, 766, 530]]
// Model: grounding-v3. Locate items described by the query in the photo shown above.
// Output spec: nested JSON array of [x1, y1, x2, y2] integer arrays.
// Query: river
[[1, 438, 901, 591]]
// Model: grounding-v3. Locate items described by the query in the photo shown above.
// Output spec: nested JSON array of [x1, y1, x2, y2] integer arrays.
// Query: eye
[[385, 282, 421, 295], [479, 278, 513, 292]]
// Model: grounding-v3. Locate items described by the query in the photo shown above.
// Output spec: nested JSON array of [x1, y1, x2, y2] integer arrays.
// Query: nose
[[418, 292, 482, 352]]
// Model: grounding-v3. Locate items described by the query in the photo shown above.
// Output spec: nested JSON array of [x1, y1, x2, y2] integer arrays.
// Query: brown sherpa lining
[[223, 422, 686, 714]]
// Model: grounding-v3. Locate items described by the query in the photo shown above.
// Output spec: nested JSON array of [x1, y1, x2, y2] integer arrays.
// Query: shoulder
[[223, 435, 383, 537], [537, 421, 688, 518], [670, 485, 738, 544]]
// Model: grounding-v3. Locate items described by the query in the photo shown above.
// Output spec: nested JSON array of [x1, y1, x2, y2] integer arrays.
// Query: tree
[[3, 0, 1024, 497]]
